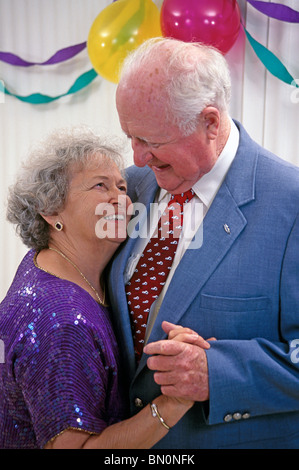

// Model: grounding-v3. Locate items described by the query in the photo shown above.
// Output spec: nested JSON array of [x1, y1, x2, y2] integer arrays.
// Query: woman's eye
[[118, 186, 127, 192]]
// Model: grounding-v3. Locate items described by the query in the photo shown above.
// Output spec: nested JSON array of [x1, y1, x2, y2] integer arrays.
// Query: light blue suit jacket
[[108, 121, 299, 448]]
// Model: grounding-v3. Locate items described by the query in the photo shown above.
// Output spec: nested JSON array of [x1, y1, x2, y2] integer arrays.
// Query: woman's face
[[58, 154, 131, 247]]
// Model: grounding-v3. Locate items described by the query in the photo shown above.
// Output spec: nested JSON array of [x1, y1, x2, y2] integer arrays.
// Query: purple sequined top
[[0, 250, 127, 449]]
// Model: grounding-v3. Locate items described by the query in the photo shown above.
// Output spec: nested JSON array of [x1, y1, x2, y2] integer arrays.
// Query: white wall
[[0, 0, 298, 301]]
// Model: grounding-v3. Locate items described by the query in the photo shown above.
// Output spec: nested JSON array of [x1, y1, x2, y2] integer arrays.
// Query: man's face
[[116, 82, 218, 194]]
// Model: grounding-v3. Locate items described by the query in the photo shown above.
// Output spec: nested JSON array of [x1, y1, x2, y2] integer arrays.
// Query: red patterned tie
[[125, 189, 195, 363]]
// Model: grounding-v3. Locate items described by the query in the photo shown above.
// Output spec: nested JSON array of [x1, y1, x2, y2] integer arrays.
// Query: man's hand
[[143, 321, 213, 402], [162, 320, 216, 346]]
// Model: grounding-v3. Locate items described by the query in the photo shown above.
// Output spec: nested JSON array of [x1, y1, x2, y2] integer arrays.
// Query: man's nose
[[131, 137, 153, 167]]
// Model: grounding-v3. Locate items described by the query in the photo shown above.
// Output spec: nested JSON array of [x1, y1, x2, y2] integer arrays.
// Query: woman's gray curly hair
[[6, 126, 125, 250]]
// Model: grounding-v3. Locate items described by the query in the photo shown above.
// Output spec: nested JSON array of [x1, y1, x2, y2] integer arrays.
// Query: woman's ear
[[40, 213, 63, 231]]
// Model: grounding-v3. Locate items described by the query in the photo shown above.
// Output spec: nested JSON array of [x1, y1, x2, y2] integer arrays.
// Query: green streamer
[[0, 68, 98, 104], [244, 28, 298, 87]]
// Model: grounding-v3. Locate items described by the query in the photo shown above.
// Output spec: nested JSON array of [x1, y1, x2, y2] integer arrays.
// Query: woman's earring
[[54, 221, 64, 231]]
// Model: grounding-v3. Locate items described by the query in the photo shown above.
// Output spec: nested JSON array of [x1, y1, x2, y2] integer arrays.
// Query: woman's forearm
[[85, 395, 192, 449], [45, 395, 193, 449]]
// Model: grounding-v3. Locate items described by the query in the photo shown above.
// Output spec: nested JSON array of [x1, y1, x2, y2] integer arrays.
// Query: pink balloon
[[161, 0, 241, 54]]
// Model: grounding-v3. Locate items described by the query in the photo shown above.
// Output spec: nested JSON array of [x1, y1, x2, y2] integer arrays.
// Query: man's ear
[[201, 106, 220, 140]]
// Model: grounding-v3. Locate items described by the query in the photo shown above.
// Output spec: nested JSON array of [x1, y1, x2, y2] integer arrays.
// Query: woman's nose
[[109, 186, 125, 203]]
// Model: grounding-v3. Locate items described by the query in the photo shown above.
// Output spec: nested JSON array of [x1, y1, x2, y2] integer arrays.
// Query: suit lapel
[[146, 181, 248, 346], [144, 122, 259, 347]]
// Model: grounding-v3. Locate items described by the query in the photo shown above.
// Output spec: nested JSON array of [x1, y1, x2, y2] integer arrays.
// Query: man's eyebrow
[[125, 134, 176, 147], [126, 135, 161, 146]]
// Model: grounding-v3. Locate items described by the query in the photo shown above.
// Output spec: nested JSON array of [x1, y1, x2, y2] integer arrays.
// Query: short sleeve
[[14, 302, 120, 448]]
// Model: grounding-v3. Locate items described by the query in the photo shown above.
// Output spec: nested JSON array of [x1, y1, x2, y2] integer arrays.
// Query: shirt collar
[[158, 118, 239, 207]]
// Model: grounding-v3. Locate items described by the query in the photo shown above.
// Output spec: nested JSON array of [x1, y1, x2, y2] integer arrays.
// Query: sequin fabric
[[0, 250, 127, 449]]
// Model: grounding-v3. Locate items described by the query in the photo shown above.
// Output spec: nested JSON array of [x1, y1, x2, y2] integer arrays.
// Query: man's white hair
[[119, 37, 231, 136]]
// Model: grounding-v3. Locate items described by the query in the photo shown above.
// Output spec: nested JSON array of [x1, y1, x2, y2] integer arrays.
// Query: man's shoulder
[[124, 165, 155, 199], [125, 164, 152, 179], [236, 120, 299, 184]]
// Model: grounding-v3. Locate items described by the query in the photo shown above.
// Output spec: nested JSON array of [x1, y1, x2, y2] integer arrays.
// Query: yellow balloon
[[87, 0, 162, 83]]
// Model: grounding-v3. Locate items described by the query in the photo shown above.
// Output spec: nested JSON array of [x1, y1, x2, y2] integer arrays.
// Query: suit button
[[233, 412, 242, 420], [134, 397, 144, 408], [242, 412, 250, 420], [224, 414, 233, 422]]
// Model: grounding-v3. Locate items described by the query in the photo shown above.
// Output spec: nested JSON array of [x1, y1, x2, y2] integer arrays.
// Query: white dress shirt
[[125, 118, 240, 341]]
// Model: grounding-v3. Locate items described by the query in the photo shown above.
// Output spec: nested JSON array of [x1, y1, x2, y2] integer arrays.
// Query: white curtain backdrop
[[0, 0, 298, 300]]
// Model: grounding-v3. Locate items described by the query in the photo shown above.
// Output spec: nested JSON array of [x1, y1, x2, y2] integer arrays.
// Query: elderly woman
[[0, 127, 202, 449]]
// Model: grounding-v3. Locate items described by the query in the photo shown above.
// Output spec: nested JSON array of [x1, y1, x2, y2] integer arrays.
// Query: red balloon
[[161, 0, 241, 54]]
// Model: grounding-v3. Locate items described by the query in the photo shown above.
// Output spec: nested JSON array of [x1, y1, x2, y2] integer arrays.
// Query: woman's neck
[[36, 239, 119, 305]]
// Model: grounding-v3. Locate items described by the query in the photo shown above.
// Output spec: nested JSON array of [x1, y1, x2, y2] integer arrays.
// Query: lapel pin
[[223, 224, 231, 234]]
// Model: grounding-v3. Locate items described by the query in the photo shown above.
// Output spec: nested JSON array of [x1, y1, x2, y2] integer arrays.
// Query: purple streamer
[[247, 0, 299, 23], [0, 41, 86, 67]]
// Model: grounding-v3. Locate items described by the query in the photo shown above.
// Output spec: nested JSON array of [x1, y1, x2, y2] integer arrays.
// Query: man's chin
[[155, 177, 193, 194]]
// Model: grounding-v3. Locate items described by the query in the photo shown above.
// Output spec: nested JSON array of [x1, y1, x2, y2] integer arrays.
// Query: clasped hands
[[143, 321, 216, 403]]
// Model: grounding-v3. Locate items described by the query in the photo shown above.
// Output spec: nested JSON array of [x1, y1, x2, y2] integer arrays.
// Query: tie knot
[[170, 189, 195, 206]]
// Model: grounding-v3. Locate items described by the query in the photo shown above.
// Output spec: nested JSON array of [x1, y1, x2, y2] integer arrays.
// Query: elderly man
[[109, 38, 299, 449]]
